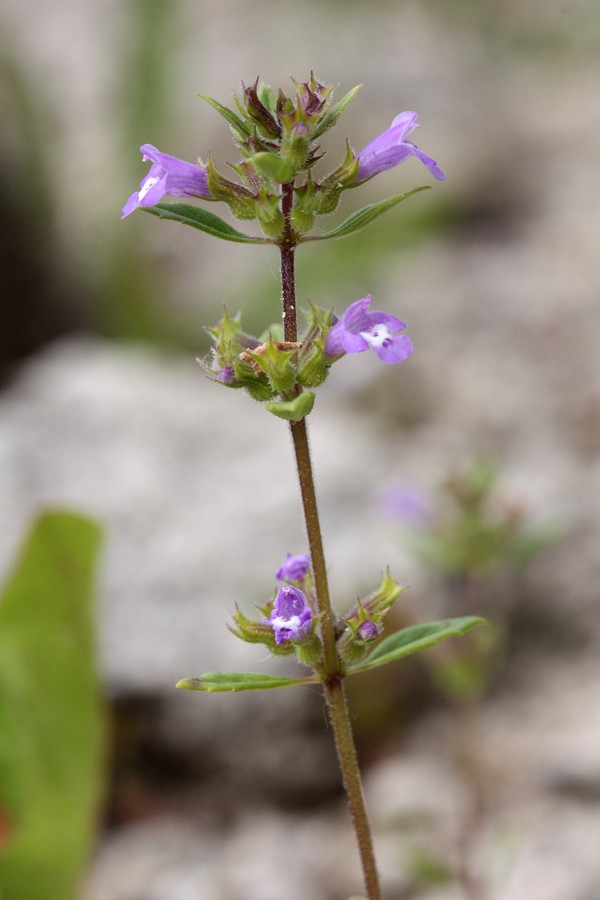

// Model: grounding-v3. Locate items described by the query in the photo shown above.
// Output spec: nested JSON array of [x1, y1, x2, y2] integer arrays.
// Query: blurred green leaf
[[176, 672, 315, 692], [407, 847, 455, 887], [142, 203, 271, 243], [303, 187, 430, 242], [0, 510, 105, 900], [348, 617, 486, 674]]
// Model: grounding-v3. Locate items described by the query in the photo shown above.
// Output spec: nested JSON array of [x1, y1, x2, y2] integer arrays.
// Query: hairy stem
[[278, 180, 382, 900], [325, 676, 383, 900]]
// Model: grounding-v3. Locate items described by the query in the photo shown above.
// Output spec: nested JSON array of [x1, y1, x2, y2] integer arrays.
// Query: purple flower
[[383, 486, 432, 525], [121, 144, 212, 219], [357, 620, 381, 641], [324, 295, 414, 364], [356, 111, 445, 183], [264, 586, 313, 645], [276, 552, 310, 582], [218, 365, 235, 384]]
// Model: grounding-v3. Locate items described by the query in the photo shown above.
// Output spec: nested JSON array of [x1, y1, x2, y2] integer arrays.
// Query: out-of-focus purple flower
[[218, 365, 235, 384], [276, 553, 310, 582], [356, 111, 445, 183], [325, 295, 413, 364], [356, 620, 381, 641], [264, 586, 313, 645], [121, 144, 212, 219], [383, 485, 432, 525]]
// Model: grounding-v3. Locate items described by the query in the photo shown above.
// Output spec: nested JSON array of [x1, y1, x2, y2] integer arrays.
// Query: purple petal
[[383, 486, 432, 524], [122, 143, 211, 219], [361, 310, 407, 332], [141, 143, 211, 198], [341, 295, 374, 332], [390, 111, 420, 137], [218, 366, 235, 384], [121, 191, 141, 218], [407, 143, 446, 181], [340, 330, 369, 354], [325, 294, 413, 365], [267, 586, 313, 643], [273, 586, 308, 619], [355, 111, 444, 183], [357, 620, 381, 641], [371, 334, 414, 364], [276, 553, 310, 582], [324, 321, 346, 358]]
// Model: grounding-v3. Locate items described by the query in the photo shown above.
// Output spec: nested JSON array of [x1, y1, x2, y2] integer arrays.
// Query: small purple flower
[[265, 586, 313, 645], [357, 620, 381, 641], [218, 365, 235, 385], [324, 295, 413, 364], [383, 486, 432, 525], [356, 111, 445, 183], [276, 552, 310, 582], [121, 144, 212, 219]]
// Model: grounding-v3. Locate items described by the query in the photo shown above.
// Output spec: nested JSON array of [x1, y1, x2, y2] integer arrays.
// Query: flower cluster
[[230, 554, 403, 670], [121, 74, 444, 239], [201, 294, 413, 421]]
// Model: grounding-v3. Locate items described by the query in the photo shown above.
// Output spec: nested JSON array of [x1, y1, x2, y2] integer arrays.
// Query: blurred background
[[1, 0, 600, 898]]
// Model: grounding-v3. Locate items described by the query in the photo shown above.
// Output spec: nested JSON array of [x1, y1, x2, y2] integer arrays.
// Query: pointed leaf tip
[[198, 94, 252, 138]]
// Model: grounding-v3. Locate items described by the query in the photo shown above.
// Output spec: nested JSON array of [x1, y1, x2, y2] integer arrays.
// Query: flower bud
[[356, 620, 381, 641], [337, 571, 404, 663], [276, 552, 310, 583]]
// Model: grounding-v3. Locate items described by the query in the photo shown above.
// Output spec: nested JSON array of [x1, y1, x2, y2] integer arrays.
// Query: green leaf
[[303, 187, 431, 242], [348, 617, 486, 674], [176, 672, 314, 692], [266, 391, 315, 421], [248, 152, 295, 184], [312, 84, 363, 139], [142, 203, 271, 243], [199, 94, 251, 139], [0, 510, 105, 900]]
